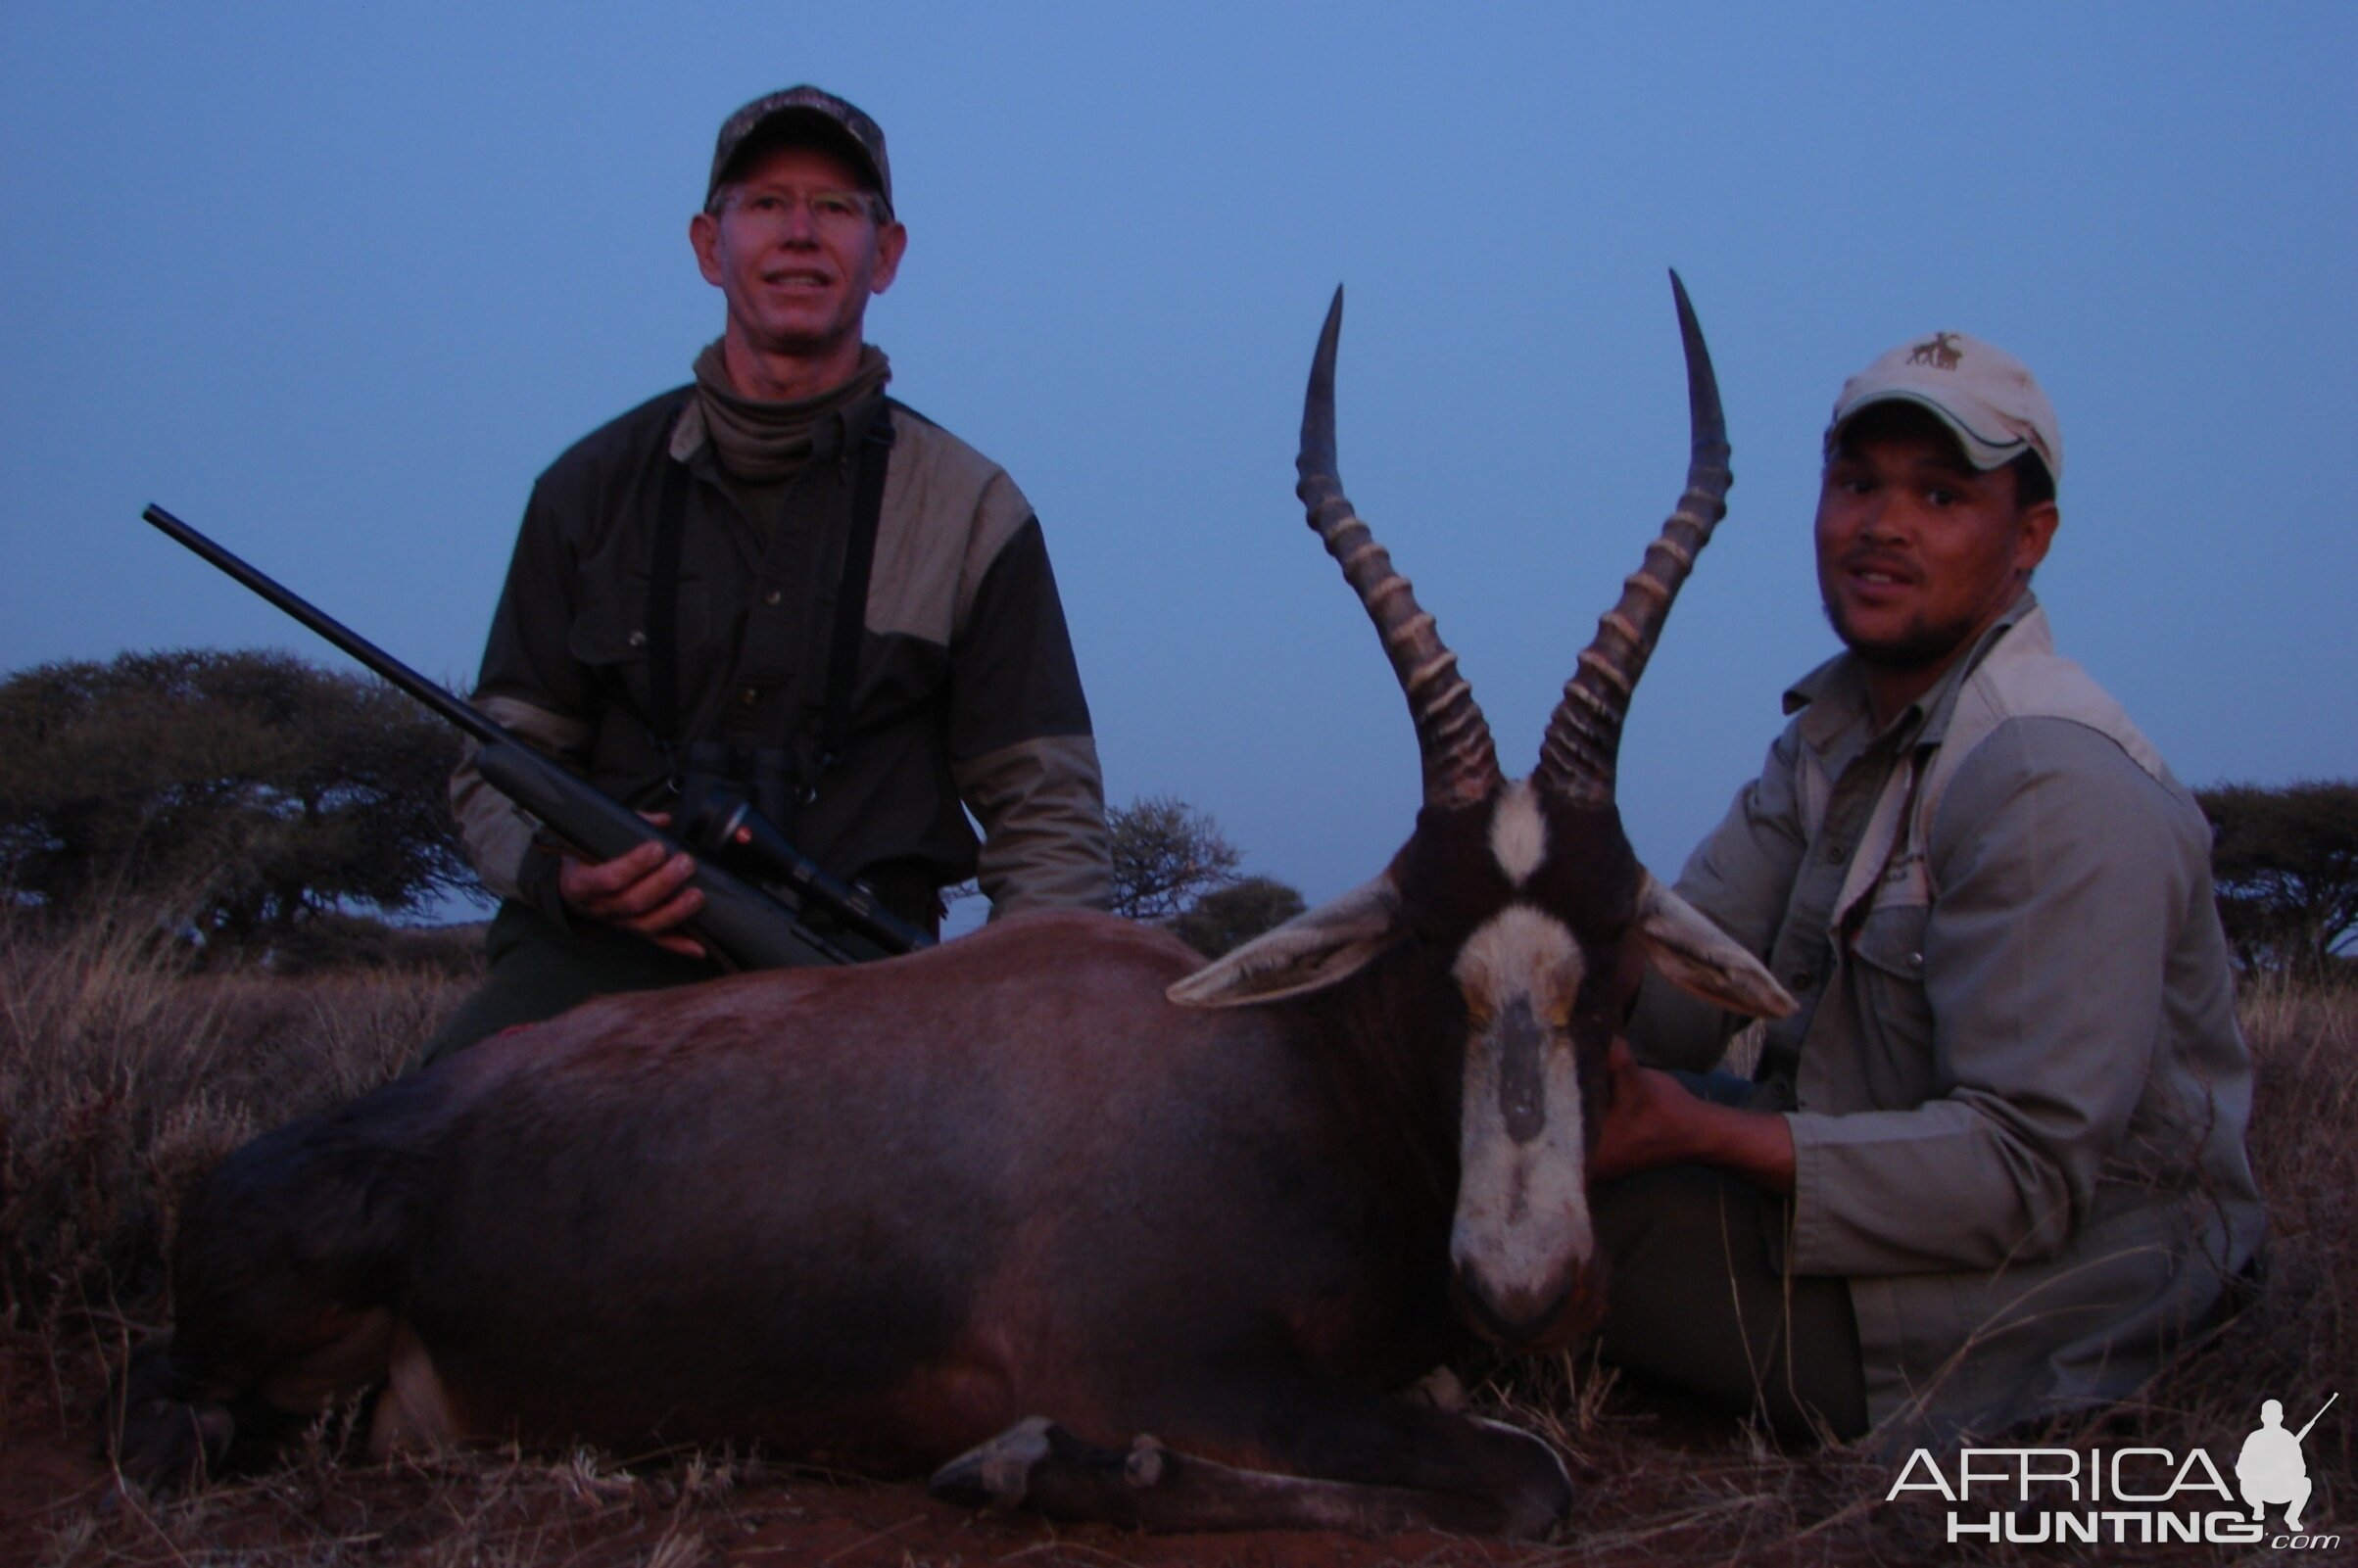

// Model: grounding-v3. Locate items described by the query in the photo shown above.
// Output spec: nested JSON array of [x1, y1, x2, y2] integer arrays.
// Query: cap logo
[[1906, 332, 1963, 370], [708, 85, 891, 218]]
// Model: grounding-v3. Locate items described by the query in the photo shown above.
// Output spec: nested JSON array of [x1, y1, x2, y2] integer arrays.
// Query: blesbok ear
[[1633, 872, 1797, 1020], [1168, 873, 1408, 1008]]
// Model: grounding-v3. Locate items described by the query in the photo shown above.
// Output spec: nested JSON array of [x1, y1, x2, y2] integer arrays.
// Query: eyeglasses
[[722, 188, 876, 229]]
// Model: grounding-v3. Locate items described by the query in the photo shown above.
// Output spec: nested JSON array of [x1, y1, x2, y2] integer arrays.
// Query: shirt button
[[627, 630, 648, 649], [1788, 969, 1813, 991], [1826, 844, 1849, 865], [740, 686, 759, 706], [1907, 951, 1924, 970], [763, 589, 782, 606]]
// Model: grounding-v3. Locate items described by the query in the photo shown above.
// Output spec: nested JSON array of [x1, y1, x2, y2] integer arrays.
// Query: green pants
[[1590, 1161, 1869, 1442], [412, 900, 730, 1069]]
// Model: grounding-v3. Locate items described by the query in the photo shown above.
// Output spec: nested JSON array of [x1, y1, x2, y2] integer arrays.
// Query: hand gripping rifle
[[142, 504, 933, 970]]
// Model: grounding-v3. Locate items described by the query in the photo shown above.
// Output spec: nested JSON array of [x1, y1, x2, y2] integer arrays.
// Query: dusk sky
[[5, 3, 2352, 920]]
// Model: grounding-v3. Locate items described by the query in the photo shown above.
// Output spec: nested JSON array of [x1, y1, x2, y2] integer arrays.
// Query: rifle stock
[[469, 737, 849, 968], [141, 502, 868, 971]]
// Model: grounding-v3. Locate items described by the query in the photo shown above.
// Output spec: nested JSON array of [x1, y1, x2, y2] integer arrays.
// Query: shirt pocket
[[566, 571, 659, 721], [568, 556, 738, 718], [1840, 900, 1937, 1104]]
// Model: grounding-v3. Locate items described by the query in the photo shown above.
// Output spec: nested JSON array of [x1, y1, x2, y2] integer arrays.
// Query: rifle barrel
[[141, 504, 503, 747], [141, 500, 904, 967]]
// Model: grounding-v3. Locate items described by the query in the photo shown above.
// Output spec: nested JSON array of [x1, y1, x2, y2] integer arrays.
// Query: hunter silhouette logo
[[1906, 332, 1963, 369], [2238, 1393, 2335, 1532], [1887, 1389, 2340, 1547]]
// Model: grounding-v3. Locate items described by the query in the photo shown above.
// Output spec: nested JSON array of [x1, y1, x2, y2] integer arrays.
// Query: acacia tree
[[2196, 780, 2358, 981], [1107, 794, 1243, 921], [1092, 796, 1302, 956], [0, 649, 475, 946]]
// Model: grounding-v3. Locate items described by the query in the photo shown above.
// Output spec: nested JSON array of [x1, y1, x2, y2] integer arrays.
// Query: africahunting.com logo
[[1886, 1393, 2338, 1549]]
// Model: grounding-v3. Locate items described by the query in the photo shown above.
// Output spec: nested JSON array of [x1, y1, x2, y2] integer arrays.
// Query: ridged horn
[[1298, 286, 1500, 810], [1533, 270, 1731, 803]]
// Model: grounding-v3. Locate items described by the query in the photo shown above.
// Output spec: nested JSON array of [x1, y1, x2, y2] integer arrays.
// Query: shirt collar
[[667, 389, 862, 469], [668, 394, 708, 463], [1783, 589, 2042, 757]]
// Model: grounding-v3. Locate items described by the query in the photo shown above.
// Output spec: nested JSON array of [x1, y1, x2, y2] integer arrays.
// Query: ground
[[0, 1331, 1907, 1568]]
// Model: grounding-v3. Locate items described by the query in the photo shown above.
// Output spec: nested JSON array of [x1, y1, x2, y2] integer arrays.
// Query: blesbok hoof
[[930, 1415, 1058, 1510], [114, 1399, 235, 1497], [1403, 1365, 1468, 1410], [1124, 1434, 1167, 1487]]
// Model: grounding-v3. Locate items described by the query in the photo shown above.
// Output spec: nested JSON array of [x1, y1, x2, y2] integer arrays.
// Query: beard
[[1820, 597, 1981, 672]]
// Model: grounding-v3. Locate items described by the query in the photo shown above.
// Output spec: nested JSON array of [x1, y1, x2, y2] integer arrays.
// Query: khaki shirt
[[1631, 595, 2263, 1441]]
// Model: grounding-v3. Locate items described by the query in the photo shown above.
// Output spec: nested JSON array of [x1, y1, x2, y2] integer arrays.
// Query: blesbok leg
[[930, 1382, 1571, 1540]]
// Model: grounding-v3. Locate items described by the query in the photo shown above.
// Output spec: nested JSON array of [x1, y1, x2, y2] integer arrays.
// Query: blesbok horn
[[1298, 286, 1501, 810], [1533, 270, 1732, 803]]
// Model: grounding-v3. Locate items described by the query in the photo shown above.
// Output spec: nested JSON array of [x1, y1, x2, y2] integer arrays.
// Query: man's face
[[690, 144, 906, 369], [1814, 409, 2058, 674]]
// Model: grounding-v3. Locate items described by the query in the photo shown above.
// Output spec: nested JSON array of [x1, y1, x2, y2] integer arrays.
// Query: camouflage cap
[[706, 85, 892, 218], [1828, 331, 2061, 488]]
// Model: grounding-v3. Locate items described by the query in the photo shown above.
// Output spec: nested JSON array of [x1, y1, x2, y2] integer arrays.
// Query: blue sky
[[4, 3, 2352, 914]]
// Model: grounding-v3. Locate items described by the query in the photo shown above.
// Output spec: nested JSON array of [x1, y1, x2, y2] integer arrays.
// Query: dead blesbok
[[118, 275, 1793, 1539]]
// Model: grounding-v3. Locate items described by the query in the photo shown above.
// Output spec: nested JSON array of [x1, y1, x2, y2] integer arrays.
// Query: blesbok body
[[120, 278, 1792, 1538]]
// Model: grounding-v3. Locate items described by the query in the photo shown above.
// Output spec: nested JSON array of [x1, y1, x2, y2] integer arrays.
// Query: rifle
[[141, 503, 934, 969]]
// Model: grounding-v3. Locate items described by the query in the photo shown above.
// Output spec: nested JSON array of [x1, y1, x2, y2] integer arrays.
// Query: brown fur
[[121, 909, 1571, 1533]]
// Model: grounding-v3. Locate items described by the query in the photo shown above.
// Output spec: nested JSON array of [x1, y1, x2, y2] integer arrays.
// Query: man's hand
[[1589, 1038, 1711, 1181], [1590, 1038, 1797, 1195], [554, 814, 707, 958]]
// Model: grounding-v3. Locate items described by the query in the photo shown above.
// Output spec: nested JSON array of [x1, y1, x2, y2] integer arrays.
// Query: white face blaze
[[1487, 778, 1549, 886], [1448, 901, 1595, 1324]]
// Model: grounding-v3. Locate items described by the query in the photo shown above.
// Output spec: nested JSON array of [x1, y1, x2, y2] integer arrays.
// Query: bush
[[1169, 875, 1308, 957]]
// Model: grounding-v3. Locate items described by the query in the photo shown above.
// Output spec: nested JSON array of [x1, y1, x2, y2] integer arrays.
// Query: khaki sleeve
[[449, 695, 591, 916], [1626, 726, 1809, 1071], [953, 733, 1113, 916]]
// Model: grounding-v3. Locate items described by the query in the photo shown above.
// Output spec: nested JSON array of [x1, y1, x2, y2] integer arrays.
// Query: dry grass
[[1, 918, 2349, 1566], [0, 914, 460, 1330]]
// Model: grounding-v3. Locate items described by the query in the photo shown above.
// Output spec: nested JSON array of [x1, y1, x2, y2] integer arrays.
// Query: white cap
[[1828, 331, 2061, 488]]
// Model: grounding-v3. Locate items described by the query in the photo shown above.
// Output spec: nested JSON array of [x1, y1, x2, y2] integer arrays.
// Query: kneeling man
[[1589, 332, 2264, 1445]]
